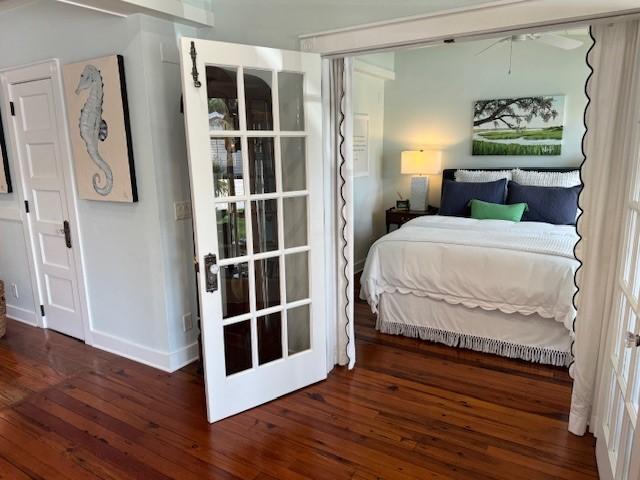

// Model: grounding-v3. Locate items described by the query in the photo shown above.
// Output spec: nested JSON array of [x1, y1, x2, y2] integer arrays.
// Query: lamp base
[[409, 176, 429, 211]]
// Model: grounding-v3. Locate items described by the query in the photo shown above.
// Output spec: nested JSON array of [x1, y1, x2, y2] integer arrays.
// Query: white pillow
[[512, 169, 581, 187], [454, 169, 512, 183]]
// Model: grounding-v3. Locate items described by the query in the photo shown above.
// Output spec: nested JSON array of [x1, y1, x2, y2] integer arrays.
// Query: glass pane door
[[180, 38, 326, 423]]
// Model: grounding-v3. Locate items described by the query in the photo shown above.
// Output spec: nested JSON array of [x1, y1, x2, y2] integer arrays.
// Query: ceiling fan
[[476, 33, 584, 73]]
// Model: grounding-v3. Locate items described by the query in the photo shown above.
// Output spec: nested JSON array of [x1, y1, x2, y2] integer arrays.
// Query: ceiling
[[207, 0, 500, 49]]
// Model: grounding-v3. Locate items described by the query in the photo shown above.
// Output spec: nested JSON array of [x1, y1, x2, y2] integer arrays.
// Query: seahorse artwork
[[75, 64, 113, 196]]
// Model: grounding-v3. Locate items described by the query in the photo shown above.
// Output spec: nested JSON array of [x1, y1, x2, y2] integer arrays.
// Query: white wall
[[0, 1, 198, 370], [382, 36, 591, 207], [352, 58, 392, 272]]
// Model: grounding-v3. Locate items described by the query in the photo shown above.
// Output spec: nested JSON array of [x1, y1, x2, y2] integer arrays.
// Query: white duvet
[[360, 216, 579, 333]]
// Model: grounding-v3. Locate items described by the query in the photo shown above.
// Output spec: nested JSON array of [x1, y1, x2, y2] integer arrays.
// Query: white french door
[[596, 140, 640, 479], [179, 38, 327, 422]]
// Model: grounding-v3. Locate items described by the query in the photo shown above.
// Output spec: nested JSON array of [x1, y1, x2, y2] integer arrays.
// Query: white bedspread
[[360, 216, 579, 332]]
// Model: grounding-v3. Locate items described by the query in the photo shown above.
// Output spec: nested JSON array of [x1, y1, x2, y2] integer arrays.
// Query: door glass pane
[[288, 304, 310, 355], [285, 251, 309, 302], [281, 137, 306, 191], [252, 199, 278, 253], [283, 196, 307, 248], [211, 137, 243, 197], [206, 66, 239, 131], [248, 137, 276, 194], [278, 72, 305, 131], [221, 263, 250, 319], [623, 211, 637, 287], [244, 69, 273, 130], [257, 312, 283, 365], [622, 309, 637, 384], [255, 257, 280, 311], [216, 202, 246, 259], [224, 320, 252, 375]]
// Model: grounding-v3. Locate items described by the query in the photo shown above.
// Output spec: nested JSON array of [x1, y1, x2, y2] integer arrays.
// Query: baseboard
[[90, 329, 199, 373], [6, 304, 38, 326], [354, 258, 366, 273]]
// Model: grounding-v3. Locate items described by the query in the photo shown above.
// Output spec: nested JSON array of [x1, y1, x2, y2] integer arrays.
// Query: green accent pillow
[[469, 199, 528, 222]]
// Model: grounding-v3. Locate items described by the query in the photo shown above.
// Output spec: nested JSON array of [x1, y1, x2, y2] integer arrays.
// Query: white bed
[[360, 215, 579, 366]]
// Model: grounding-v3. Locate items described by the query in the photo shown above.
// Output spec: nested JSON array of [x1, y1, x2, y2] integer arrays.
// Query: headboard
[[442, 166, 579, 182]]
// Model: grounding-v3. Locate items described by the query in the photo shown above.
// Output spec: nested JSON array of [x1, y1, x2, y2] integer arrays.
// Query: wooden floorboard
[[0, 297, 597, 479]]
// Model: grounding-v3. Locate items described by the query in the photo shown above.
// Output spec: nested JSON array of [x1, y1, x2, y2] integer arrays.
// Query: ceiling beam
[[300, 0, 640, 56], [56, 0, 214, 27]]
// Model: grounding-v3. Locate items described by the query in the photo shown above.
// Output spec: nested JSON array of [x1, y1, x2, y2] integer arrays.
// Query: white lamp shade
[[401, 150, 442, 175]]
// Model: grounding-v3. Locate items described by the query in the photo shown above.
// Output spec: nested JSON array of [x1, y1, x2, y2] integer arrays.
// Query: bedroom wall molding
[[353, 59, 395, 81], [91, 329, 200, 372], [299, 0, 640, 56]]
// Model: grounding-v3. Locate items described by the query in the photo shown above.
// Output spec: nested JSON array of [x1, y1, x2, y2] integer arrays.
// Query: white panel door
[[596, 142, 640, 480], [9, 78, 85, 340], [179, 38, 326, 422]]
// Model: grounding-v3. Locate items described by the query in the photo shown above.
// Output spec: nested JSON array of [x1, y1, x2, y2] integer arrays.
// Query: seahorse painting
[[75, 64, 113, 196]]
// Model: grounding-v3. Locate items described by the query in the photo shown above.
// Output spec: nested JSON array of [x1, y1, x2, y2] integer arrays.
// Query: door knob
[[625, 331, 640, 348]]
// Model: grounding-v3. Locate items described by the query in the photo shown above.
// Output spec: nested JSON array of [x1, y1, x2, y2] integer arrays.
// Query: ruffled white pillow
[[512, 169, 581, 187], [454, 169, 512, 183]]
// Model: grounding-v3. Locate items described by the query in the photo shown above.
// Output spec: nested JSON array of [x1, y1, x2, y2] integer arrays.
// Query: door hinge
[[194, 260, 200, 273], [40, 305, 45, 317], [24, 200, 29, 213], [9, 101, 15, 116], [63, 220, 72, 249]]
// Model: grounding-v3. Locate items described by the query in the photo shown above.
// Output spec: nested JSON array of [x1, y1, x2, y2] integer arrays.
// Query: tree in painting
[[472, 96, 565, 156]]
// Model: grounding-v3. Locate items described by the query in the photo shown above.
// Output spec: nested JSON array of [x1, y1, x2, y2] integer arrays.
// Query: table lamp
[[401, 150, 442, 210]]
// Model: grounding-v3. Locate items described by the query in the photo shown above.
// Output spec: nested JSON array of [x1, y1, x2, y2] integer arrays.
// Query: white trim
[[353, 59, 395, 81], [6, 304, 38, 327], [55, 0, 215, 27], [91, 329, 199, 372], [299, 0, 640, 56]]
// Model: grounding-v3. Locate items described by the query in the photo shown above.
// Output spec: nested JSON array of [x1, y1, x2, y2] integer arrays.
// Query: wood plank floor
[[0, 302, 597, 479]]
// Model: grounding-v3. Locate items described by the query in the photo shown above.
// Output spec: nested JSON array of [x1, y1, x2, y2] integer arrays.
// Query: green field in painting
[[477, 126, 563, 141], [472, 140, 561, 156]]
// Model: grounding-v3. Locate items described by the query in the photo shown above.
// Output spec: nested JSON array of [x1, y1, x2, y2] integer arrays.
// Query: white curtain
[[570, 20, 640, 435], [324, 57, 355, 369]]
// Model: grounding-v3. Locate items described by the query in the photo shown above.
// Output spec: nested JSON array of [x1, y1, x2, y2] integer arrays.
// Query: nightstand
[[386, 206, 439, 232]]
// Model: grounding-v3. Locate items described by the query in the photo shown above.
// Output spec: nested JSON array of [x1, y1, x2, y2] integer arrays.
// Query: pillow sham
[[506, 181, 580, 225], [440, 178, 507, 217], [455, 169, 512, 183], [469, 199, 528, 222], [512, 169, 581, 187]]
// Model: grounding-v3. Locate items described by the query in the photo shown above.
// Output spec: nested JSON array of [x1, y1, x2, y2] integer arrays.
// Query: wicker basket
[[0, 280, 6, 338]]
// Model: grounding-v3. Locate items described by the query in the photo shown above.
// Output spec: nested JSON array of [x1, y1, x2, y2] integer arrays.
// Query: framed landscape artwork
[[472, 95, 565, 156], [63, 55, 138, 202], [0, 107, 12, 194]]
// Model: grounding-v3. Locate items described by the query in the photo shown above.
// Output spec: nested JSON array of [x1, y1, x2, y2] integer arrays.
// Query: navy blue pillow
[[440, 178, 507, 217], [506, 181, 580, 225]]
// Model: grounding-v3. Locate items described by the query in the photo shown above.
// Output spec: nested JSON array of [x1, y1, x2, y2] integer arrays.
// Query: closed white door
[[179, 38, 326, 422], [9, 77, 85, 340], [596, 143, 640, 479]]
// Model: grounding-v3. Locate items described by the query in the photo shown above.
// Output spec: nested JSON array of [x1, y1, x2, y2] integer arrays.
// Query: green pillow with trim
[[469, 199, 528, 222]]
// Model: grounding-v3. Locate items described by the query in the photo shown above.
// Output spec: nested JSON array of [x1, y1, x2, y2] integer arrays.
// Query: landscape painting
[[63, 55, 138, 202], [472, 96, 565, 156]]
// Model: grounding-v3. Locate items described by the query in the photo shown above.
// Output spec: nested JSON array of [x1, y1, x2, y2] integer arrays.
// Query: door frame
[[0, 59, 93, 343]]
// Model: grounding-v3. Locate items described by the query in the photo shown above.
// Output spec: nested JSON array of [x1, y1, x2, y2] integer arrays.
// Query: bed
[[360, 167, 580, 367]]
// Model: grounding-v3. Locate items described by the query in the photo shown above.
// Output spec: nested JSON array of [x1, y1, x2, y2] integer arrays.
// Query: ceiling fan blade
[[535, 33, 583, 50], [475, 37, 509, 56]]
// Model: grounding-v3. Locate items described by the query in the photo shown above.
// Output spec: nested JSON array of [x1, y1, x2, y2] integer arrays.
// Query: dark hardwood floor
[[0, 298, 597, 479]]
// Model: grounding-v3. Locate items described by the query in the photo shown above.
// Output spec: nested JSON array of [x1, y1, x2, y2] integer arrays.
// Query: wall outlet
[[10, 283, 18, 299], [182, 312, 193, 332], [174, 201, 192, 221]]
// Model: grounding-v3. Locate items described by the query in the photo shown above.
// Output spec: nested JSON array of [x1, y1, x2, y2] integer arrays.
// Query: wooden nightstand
[[386, 206, 439, 232]]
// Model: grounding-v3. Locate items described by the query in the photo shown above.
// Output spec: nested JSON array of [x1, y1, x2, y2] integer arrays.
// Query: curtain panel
[[571, 20, 640, 435]]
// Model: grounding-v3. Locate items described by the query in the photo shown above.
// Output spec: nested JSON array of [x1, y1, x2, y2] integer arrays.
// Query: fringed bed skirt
[[377, 317, 570, 367]]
